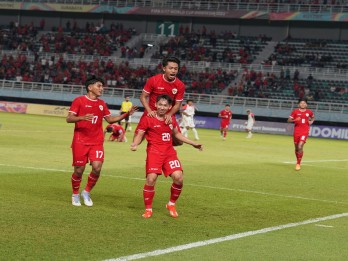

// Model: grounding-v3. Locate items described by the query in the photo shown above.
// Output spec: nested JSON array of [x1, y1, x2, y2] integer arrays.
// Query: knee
[[172, 172, 183, 185]]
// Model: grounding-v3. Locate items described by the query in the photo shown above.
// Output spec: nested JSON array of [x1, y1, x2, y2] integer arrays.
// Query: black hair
[[186, 99, 193, 103], [225, 104, 230, 107], [298, 98, 307, 103], [85, 75, 104, 92], [106, 127, 113, 133], [162, 56, 180, 68], [156, 94, 173, 105]]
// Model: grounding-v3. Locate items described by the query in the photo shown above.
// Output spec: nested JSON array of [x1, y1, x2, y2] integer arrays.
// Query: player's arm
[[66, 112, 94, 123], [287, 116, 300, 123], [309, 115, 315, 125], [164, 100, 182, 124], [140, 90, 156, 117], [173, 127, 203, 151], [105, 106, 138, 123], [130, 130, 145, 151]]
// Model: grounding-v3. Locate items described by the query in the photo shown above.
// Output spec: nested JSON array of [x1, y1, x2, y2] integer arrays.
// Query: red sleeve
[[143, 76, 154, 94], [175, 83, 185, 102], [136, 116, 149, 133], [289, 110, 296, 119], [69, 97, 81, 114], [101, 100, 111, 117]]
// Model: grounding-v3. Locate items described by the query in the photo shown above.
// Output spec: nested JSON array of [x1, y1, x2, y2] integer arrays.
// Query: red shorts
[[146, 152, 182, 177], [293, 133, 308, 144], [71, 143, 104, 166], [220, 121, 230, 129]]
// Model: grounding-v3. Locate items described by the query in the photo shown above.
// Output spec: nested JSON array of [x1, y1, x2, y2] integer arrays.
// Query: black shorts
[[121, 111, 130, 121]]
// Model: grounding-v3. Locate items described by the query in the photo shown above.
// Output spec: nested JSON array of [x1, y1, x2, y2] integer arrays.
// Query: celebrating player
[[66, 76, 137, 207], [140, 56, 185, 124], [287, 99, 315, 171], [131, 94, 203, 219], [218, 104, 233, 140]]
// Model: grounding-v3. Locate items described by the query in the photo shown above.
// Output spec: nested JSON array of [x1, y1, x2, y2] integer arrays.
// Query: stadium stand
[[0, 0, 347, 122]]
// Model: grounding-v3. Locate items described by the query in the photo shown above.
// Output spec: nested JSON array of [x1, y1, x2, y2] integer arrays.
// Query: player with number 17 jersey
[[69, 95, 111, 145]]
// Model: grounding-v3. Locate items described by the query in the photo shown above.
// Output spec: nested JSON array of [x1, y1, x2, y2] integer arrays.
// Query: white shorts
[[246, 122, 254, 130], [183, 115, 195, 128]]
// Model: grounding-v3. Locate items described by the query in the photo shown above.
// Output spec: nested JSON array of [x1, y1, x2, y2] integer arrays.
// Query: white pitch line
[[1, 164, 347, 205], [103, 212, 348, 261], [315, 224, 334, 228], [283, 159, 348, 164]]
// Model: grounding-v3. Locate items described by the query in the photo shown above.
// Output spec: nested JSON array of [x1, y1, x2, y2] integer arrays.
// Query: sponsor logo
[[153, 125, 161, 128], [85, 105, 92, 108]]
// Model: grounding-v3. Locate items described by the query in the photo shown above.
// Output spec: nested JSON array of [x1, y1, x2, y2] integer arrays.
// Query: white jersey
[[182, 104, 196, 128], [246, 113, 255, 130]]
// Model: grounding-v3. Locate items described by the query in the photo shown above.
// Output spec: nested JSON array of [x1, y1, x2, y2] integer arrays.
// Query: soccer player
[[67, 76, 137, 207], [130, 94, 203, 219], [181, 99, 199, 140], [218, 104, 232, 140], [245, 109, 255, 138], [119, 96, 133, 131], [287, 99, 315, 171], [104, 123, 127, 142], [140, 56, 185, 124]]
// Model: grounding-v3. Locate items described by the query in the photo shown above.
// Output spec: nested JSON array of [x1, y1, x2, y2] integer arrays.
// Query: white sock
[[192, 128, 199, 139]]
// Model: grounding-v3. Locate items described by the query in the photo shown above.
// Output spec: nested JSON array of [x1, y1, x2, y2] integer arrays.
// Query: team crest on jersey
[[169, 124, 173, 130], [306, 113, 309, 117], [172, 88, 177, 94], [99, 105, 104, 111]]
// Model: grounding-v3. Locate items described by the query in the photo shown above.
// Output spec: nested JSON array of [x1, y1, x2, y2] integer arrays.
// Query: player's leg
[[81, 146, 105, 206], [192, 128, 199, 140], [166, 170, 183, 218], [71, 143, 89, 206], [142, 173, 158, 218], [163, 156, 183, 218], [142, 153, 162, 218], [295, 140, 305, 170]]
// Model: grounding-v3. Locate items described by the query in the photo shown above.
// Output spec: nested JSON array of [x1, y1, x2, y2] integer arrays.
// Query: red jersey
[[289, 109, 314, 135], [143, 74, 185, 111], [219, 109, 232, 125], [69, 95, 111, 145], [105, 124, 125, 137], [135, 115, 179, 155]]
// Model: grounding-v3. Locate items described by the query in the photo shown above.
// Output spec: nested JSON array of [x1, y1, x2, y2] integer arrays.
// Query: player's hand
[[129, 106, 138, 115], [84, 114, 94, 121], [192, 144, 203, 151], [147, 110, 157, 118], [130, 143, 137, 151], [164, 114, 173, 124]]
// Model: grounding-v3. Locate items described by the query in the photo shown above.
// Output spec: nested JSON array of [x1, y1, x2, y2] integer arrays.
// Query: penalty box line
[[104, 212, 348, 261]]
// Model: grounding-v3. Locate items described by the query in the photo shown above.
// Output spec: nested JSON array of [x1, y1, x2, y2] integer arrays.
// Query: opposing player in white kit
[[245, 109, 255, 138], [181, 99, 199, 140]]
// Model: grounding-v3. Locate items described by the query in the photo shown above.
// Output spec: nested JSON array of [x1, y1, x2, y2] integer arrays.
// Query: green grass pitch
[[0, 112, 347, 260]]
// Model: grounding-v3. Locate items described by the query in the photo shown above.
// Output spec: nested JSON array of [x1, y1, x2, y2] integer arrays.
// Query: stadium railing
[[2, 0, 348, 13], [1, 80, 347, 114]]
